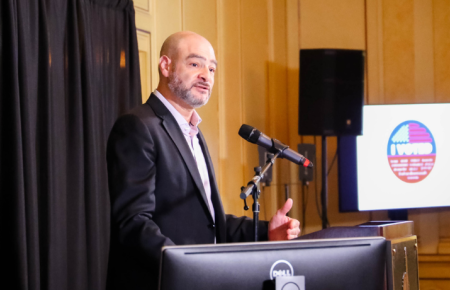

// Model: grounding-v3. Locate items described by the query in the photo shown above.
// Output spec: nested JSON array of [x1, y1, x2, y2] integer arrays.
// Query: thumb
[[278, 198, 293, 216]]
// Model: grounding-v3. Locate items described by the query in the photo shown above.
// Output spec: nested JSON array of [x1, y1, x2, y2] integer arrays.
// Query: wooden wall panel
[[217, 0, 246, 216], [137, 31, 151, 103], [382, 0, 415, 103], [154, 0, 182, 64], [414, 0, 435, 103], [134, 0, 157, 94], [134, 0, 150, 12], [300, 0, 365, 49], [433, 0, 450, 103], [366, 0, 385, 104]]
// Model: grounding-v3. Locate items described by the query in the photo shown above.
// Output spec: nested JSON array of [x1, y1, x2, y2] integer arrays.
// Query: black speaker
[[299, 49, 364, 136]]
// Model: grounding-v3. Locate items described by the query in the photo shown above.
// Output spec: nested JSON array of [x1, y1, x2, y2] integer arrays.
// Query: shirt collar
[[153, 90, 202, 137]]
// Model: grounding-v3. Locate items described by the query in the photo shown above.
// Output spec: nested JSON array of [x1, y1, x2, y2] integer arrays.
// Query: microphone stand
[[240, 139, 289, 242]]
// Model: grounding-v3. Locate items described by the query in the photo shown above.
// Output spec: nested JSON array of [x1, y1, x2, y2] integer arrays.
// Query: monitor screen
[[159, 237, 386, 290], [339, 103, 450, 211]]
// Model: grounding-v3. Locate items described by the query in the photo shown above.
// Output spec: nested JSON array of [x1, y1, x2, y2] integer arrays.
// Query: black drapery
[[0, 0, 141, 289]]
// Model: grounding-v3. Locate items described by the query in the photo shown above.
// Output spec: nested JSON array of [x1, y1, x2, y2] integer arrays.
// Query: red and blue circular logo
[[387, 121, 436, 183]]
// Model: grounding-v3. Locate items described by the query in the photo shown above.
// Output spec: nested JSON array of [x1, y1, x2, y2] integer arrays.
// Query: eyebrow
[[186, 53, 218, 67]]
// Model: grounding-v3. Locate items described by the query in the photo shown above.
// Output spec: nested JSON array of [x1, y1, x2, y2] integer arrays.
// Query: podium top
[[357, 220, 414, 239], [299, 220, 414, 240]]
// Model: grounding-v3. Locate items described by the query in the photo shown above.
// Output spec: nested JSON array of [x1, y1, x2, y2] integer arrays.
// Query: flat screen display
[[339, 103, 450, 211], [159, 237, 386, 290]]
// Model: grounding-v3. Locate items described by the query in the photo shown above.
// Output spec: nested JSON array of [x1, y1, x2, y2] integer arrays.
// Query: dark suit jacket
[[106, 94, 268, 290]]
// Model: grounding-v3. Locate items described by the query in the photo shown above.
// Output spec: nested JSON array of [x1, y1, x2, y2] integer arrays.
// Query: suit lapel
[[147, 95, 211, 219], [197, 130, 227, 242]]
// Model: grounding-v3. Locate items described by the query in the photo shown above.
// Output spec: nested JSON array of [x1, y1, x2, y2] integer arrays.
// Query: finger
[[277, 198, 293, 216], [288, 219, 300, 229], [287, 234, 298, 240], [287, 228, 301, 236]]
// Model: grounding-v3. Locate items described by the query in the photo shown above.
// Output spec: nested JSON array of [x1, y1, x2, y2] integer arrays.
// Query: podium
[[298, 221, 419, 290]]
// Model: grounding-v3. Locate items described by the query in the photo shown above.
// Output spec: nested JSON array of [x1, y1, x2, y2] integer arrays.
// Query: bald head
[[160, 31, 211, 62], [156, 31, 217, 112]]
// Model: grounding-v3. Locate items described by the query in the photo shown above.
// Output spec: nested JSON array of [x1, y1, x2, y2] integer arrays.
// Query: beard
[[168, 69, 211, 109]]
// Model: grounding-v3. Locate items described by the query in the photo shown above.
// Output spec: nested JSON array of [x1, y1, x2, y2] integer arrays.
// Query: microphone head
[[238, 124, 261, 144]]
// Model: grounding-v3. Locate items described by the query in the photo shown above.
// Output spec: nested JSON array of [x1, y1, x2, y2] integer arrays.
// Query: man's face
[[167, 36, 217, 109]]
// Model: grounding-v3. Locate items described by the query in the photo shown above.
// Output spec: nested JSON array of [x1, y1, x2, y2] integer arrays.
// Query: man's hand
[[268, 198, 301, 241]]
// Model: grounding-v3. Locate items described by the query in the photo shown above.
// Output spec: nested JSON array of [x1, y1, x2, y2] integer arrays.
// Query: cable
[[314, 136, 339, 228], [327, 142, 339, 176]]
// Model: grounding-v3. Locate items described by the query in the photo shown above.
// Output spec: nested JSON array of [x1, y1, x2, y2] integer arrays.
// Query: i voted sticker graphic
[[387, 121, 436, 183]]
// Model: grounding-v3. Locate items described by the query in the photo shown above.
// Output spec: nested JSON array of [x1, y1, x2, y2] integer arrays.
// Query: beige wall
[[135, 1, 450, 286]]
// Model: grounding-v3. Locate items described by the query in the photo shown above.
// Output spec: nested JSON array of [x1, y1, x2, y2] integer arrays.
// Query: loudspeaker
[[299, 49, 364, 136]]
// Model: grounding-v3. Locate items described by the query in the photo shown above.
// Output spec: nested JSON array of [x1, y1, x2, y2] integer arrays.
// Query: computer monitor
[[159, 237, 386, 290]]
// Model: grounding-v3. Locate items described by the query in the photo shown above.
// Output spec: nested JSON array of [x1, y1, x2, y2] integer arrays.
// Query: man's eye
[[191, 63, 198, 67], [209, 68, 215, 73]]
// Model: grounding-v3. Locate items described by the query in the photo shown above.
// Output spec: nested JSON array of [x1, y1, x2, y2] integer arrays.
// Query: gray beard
[[168, 71, 210, 109]]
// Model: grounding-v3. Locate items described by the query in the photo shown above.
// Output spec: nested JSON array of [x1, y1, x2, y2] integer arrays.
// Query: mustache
[[192, 82, 211, 90]]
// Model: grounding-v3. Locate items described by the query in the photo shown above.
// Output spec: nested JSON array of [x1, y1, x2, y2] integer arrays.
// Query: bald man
[[106, 31, 300, 290]]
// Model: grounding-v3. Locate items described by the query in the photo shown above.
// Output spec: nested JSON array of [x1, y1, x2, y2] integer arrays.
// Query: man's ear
[[159, 55, 172, 78]]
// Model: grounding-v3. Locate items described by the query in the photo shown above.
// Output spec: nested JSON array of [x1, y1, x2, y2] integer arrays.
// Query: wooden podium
[[298, 221, 419, 290]]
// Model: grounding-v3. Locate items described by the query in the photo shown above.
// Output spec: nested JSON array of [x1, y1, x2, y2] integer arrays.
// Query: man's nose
[[198, 67, 212, 83]]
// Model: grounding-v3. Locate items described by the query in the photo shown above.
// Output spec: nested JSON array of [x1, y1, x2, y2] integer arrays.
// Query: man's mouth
[[193, 83, 210, 92]]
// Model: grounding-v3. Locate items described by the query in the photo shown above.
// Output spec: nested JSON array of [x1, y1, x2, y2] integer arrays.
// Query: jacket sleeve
[[107, 113, 175, 267], [225, 214, 269, 242]]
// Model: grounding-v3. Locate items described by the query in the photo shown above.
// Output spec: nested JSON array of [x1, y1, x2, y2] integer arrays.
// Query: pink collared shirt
[[154, 91, 215, 222]]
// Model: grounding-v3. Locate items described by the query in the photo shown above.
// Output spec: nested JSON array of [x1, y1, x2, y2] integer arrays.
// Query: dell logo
[[270, 260, 294, 280]]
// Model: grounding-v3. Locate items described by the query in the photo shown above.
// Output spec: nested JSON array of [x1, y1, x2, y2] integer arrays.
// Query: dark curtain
[[0, 0, 141, 289]]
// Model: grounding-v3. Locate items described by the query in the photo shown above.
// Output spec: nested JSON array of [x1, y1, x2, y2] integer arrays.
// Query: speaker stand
[[388, 209, 408, 220], [321, 136, 328, 229]]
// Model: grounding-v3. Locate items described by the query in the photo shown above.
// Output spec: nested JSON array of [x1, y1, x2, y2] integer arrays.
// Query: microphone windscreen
[[238, 124, 260, 144]]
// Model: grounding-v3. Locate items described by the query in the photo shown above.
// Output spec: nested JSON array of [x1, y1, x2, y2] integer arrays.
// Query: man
[[106, 31, 300, 290]]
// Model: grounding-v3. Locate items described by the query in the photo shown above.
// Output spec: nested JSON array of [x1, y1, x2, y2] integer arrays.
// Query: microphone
[[238, 124, 313, 168]]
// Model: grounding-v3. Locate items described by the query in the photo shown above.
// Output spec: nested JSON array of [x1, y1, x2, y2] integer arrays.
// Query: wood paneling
[[414, 0, 435, 103], [433, 0, 450, 103], [217, 0, 245, 216], [137, 31, 151, 103], [154, 0, 183, 70], [382, 0, 415, 103], [420, 254, 450, 290], [134, 0, 150, 12], [134, 0, 156, 100], [300, 0, 365, 49], [366, 0, 385, 104]]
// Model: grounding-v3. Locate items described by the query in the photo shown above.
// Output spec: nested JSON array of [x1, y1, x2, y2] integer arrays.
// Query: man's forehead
[[177, 36, 216, 62]]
